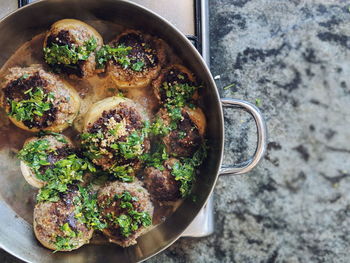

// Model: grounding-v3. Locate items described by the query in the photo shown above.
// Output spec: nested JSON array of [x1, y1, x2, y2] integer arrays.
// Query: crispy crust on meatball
[[44, 19, 103, 79], [143, 158, 181, 201], [33, 188, 93, 251], [107, 30, 166, 89], [97, 180, 154, 247], [1, 64, 81, 132]]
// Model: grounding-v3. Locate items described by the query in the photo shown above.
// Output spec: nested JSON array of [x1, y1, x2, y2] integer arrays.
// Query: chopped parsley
[[81, 122, 149, 181], [80, 132, 104, 159], [223, 83, 236, 90], [161, 82, 197, 108], [36, 154, 96, 202], [54, 223, 80, 252], [36, 184, 63, 202], [17, 138, 52, 177], [141, 142, 169, 170], [95, 44, 146, 72], [95, 44, 131, 69], [73, 186, 107, 230], [112, 130, 146, 159], [149, 117, 171, 136], [44, 37, 97, 69], [18, 137, 96, 202], [178, 131, 187, 139], [54, 236, 76, 252], [155, 71, 201, 132], [44, 154, 95, 183], [171, 161, 196, 197], [7, 87, 55, 122], [170, 143, 208, 197], [108, 164, 134, 182], [21, 73, 29, 80], [255, 98, 262, 107], [141, 126, 207, 198], [131, 61, 145, 72], [148, 107, 183, 137], [110, 191, 152, 237]]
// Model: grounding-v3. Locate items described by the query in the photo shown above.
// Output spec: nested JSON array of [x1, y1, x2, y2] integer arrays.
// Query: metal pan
[[0, 0, 267, 262]]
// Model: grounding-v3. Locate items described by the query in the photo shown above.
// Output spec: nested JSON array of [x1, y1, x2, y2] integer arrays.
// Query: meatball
[[143, 158, 181, 201], [107, 30, 166, 89], [43, 19, 103, 79], [1, 65, 81, 132], [97, 180, 154, 247], [82, 96, 150, 180], [159, 106, 206, 157], [33, 187, 93, 251], [152, 64, 198, 105], [19, 134, 73, 188]]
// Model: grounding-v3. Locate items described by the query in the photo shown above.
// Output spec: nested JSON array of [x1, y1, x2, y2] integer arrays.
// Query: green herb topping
[[36, 154, 96, 202], [44, 37, 97, 68], [54, 223, 80, 252], [95, 44, 132, 69], [73, 186, 107, 230], [141, 139, 207, 198], [95, 43, 146, 72], [161, 82, 197, 109], [223, 83, 236, 90], [255, 98, 262, 107], [141, 142, 169, 170], [17, 138, 51, 177], [81, 121, 149, 182], [7, 87, 55, 122], [141, 72, 207, 198], [170, 143, 207, 197], [148, 117, 171, 136], [155, 78, 199, 132], [17, 137, 96, 202], [107, 191, 152, 237]]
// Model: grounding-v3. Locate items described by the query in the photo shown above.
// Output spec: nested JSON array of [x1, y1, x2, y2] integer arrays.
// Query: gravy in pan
[[0, 21, 183, 236]]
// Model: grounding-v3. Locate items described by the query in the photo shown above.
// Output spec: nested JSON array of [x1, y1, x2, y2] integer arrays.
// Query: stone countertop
[[151, 1, 350, 262], [2, 0, 350, 262]]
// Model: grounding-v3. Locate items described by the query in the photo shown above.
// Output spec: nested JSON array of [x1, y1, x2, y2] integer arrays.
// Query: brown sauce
[[0, 21, 183, 240]]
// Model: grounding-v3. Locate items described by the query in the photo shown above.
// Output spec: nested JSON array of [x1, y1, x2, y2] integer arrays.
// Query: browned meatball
[[33, 187, 93, 251], [107, 30, 166, 89], [82, 97, 150, 181], [152, 64, 197, 104], [43, 19, 103, 79], [159, 107, 206, 157], [97, 180, 154, 247], [143, 158, 181, 201], [1, 65, 80, 132], [20, 134, 73, 188]]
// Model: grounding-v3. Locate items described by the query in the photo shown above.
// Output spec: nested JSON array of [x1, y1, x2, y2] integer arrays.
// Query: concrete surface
[[1, 0, 350, 262]]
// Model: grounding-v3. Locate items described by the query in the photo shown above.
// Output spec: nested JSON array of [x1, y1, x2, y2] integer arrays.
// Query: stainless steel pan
[[0, 0, 267, 262]]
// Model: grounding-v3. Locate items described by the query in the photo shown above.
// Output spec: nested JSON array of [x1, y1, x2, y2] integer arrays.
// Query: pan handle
[[219, 98, 267, 175]]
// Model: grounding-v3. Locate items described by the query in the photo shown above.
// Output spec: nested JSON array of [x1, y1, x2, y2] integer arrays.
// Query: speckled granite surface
[[2, 0, 350, 262], [150, 1, 350, 262]]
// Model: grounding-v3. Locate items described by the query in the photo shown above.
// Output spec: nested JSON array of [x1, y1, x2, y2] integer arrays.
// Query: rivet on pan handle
[[219, 98, 267, 175]]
